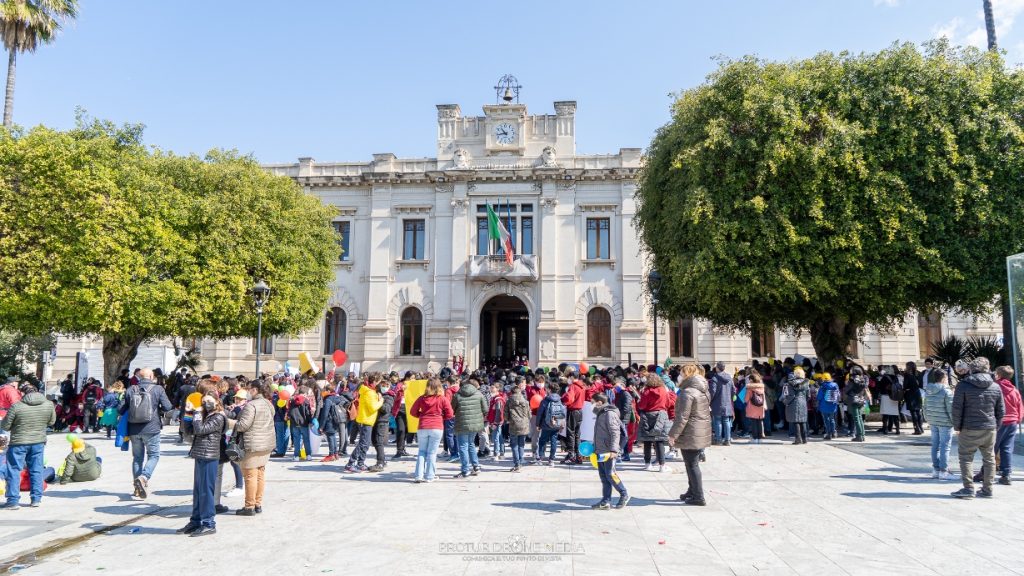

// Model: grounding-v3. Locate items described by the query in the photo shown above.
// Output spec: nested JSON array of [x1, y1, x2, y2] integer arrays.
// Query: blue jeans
[[539, 429, 558, 461], [291, 425, 312, 458], [5, 443, 44, 505], [274, 420, 288, 454], [190, 458, 218, 528], [415, 428, 443, 480], [931, 425, 953, 472], [491, 425, 505, 456], [130, 433, 162, 481], [457, 433, 480, 474], [443, 418, 456, 455], [996, 423, 1018, 476], [509, 434, 526, 467], [712, 415, 733, 443], [597, 457, 627, 502], [325, 431, 339, 456], [822, 412, 836, 437]]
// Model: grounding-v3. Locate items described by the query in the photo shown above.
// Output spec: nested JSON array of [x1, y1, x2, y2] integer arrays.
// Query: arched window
[[323, 307, 347, 355], [587, 307, 612, 358], [400, 308, 423, 356]]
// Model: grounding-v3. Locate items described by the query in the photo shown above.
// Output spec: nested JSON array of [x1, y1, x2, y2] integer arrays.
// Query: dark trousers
[[443, 418, 456, 455], [792, 422, 807, 443], [372, 423, 388, 465], [597, 457, 627, 502], [347, 424, 373, 467], [338, 423, 349, 454], [682, 449, 703, 501], [910, 409, 924, 434], [190, 458, 218, 528], [883, 415, 901, 433], [748, 417, 764, 439], [566, 409, 582, 459], [394, 412, 408, 455], [643, 441, 666, 465]]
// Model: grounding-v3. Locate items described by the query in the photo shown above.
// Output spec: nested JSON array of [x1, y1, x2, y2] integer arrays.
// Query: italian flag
[[487, 203, 514, 265]]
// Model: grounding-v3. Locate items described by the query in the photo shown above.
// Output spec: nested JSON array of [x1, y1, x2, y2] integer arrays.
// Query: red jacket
[[391, 382, 406, 417], [487, 393, 507, 425], [0, 384, 21, 419], [997, 378, 1023, 426], [563, 381, 585, 410], [410, 395, 454, 430], [637, 386, 676, 419]]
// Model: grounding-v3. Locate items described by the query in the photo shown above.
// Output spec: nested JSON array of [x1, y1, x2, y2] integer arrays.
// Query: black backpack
[[289, 402, 311, 427], [329, 400, 346, 426], [750, 390, 765, 407], [889, 377, 905, 402]]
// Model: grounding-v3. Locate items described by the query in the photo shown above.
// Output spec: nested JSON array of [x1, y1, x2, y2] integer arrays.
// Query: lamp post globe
[[251, 279, 271, 378]]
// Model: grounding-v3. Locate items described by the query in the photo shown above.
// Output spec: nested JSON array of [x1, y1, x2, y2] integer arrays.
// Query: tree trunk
[[809, 316, 859, 368], [984, 0, 998, 51], [3, 48, 15, 129], [101, 334, 145, 387]]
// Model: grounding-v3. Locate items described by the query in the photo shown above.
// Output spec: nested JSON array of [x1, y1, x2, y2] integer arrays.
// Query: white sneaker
[[942, 471, 958, 481], [643, 463, 653, 471], [659, 465, 671, 473], [665, 451, 677, 460], [224, 487, 243, 498], [930, 470, 940, 479]]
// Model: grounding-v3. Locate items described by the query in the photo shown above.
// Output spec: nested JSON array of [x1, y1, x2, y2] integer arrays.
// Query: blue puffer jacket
[[709, 372, 735, 417], [816, 380, 840, 415]]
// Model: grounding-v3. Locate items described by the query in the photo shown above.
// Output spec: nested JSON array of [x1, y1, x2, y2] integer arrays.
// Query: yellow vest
[[356, 385, 383, 426]]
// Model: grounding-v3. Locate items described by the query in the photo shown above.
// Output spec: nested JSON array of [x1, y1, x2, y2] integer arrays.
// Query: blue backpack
[[544, 398, 567, 430]]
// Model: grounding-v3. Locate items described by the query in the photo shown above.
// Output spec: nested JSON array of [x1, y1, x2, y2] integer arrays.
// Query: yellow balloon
[[590, 453, 598, 468], [277, 399, 286, 408]]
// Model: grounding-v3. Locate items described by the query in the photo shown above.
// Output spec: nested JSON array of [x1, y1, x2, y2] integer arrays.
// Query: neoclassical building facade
[[53, 88, 1001, 379]]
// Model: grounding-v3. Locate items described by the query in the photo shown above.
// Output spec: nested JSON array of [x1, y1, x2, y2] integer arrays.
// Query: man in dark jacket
[[709, 362, 736, 446], [951, 357, 1005, 499], [2, 384, 56, 509], [612, 377, 635, 460], [119, 368, 173, 500]]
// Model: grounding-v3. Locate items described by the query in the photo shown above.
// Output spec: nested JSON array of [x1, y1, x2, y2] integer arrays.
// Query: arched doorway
[[480, 295, 529, 366]]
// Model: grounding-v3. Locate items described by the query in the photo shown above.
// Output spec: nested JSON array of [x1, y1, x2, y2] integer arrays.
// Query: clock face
[[494, 123, 517, 145]]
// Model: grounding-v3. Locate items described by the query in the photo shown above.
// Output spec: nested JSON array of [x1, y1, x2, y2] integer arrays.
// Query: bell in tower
[[494, 74, 521, 105]]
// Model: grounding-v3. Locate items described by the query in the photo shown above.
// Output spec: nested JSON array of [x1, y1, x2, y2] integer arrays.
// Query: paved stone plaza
[[1, 431, 1021, 576]]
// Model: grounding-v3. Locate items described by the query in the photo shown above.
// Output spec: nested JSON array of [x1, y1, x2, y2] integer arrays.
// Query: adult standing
[[612, 377, 636, 460], [667, 364, 712, 506], [119, 368, 173, 500], [410, 378, 454, 483], [177, 391, 226, 536], [451, 377, 487, 478], [781, 368, 810, 444], [951, 357, 1004, 499], [843, 367, 869, 443], [744, 372, 766, 444], [1, 383, 56, 509], [708, 362, 736, 446], [924, 368, 955, 479], [878, 366, 901, 434], [231, 381, 275, 516], [904, 362, 924, 435], [636, 374, 675, 472]]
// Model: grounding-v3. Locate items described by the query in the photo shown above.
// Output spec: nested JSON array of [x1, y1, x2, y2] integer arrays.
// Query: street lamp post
[[251, 279, 271, 379], [648, 269, 662, 367]]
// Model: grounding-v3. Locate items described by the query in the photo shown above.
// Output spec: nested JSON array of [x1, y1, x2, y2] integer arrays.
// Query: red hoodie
[[997, 378, 1023, 426], [637, 386, 676, 419], [563, 381, 585, 410]]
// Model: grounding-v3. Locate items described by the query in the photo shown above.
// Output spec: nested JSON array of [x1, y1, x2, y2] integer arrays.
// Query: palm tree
[[0, 0, 78, 128], [983, 0, 997, 51]]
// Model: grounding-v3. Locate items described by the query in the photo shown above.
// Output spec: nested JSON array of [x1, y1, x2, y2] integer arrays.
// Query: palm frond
[[930, 335, 968, 366], [966, 335, 1004, 368], [0, 0, 78, 53]]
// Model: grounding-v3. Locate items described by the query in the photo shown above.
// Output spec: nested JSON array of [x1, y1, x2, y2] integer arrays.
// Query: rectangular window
[[586, 218, 610, 260], [521, 216, 533, 255], [751, 329, 776, 358], [403, 219, 425, 260], [477, 218, 489, 255], [332, 221, 351, 261], [670, 318, 694, 358], [252, 335, 273, 355]]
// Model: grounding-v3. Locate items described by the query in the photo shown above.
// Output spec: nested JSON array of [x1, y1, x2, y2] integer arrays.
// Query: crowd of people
[[0, 353, 1020, 533]]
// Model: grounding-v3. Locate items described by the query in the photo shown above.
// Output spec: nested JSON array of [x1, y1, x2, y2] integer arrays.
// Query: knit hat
[[969, 356, 990, 373]]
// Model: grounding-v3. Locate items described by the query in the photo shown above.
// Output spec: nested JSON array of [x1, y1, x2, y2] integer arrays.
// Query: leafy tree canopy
[[635, 41, 1024, 364], [0, 116, 339, 382]]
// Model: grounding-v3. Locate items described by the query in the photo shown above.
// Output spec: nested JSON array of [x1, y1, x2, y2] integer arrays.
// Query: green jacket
[[451, 383, 487, 434], [1, 391, 56, 446], [61, 444, 102, 484]]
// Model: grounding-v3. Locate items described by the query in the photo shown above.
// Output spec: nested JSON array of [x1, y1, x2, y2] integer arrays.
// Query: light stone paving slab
[[1, 430, 1023, 576]]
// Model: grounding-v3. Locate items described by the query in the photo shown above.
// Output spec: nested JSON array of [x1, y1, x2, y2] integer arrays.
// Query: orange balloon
[[579, 362, 589, 375], [277, 389, 291, 401]]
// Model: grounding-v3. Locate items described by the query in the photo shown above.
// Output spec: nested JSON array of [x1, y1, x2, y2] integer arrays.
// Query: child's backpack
[[544, 398, 567, 430], [750, 390, 765, 407], [824, 386, 839, 405]]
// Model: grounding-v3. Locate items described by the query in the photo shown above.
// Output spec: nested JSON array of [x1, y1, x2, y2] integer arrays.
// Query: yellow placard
[[298, 352, 316, 374], [403, 379, 428, 433]]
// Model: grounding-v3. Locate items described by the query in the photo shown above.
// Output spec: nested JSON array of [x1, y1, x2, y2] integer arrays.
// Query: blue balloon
[[579, 441, 595, 457], [655, 366, 664, 375]]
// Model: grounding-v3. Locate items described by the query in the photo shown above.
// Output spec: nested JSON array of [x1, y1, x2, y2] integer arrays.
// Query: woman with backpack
[[744, 372, 766, 444], [637, 374, 675, 472]]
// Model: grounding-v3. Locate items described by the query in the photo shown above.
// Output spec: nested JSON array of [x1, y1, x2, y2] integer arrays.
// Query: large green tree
[[0, 118, 339, 384], [1, 0, 78, 128], [635, 41, 1024, 365]]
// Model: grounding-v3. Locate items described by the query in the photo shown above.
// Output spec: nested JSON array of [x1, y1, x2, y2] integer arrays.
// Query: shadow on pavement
[[151, 490, 192, 497], [492, 497, 679, 513], [44, 489, 132, 501], [840, 492, 951, 499]]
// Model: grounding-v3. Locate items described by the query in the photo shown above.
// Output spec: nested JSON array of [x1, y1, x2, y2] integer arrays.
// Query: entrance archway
[[480, 295, 529, 367]]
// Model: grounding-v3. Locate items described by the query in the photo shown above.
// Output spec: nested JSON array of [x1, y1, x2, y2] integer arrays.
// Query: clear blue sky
[[11, 0, 1023, 163]]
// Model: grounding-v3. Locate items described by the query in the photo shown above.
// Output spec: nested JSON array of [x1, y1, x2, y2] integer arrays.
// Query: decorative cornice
[[435, 183, 455, 195], [392, 205, 433, 214], [577, 203, 619, 213]]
